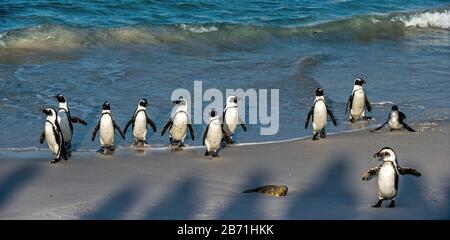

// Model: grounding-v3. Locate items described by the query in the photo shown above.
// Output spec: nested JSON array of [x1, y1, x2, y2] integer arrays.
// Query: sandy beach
[[0, 120, 448, 220]]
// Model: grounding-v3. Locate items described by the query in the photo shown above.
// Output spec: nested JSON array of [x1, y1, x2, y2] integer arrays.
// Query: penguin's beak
[[373, 152, 382, 159], [173, 100, 181, 104], [40, 108, 45, 113]]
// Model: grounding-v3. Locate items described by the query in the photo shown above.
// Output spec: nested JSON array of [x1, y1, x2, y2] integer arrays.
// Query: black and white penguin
[[39, 108, 68, 163], [345, 77, 372, 122], [123, 99, 157, 146], [54, 94, 87, 149], [91, 101, 125, 154], [362, 147, 421, 208], [222, 95, 247, 144], [305, 88, 337, 140], [203, 109, 224, 157], [161, 96, 195, 150], [370, 105, 416, 132]]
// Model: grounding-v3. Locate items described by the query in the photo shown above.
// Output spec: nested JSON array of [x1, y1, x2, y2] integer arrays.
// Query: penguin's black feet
[[371, 199, 383, 208], [362, 116, 373, 121], [320, 129, 326, 139], [213, 151, 219, 158], [387, 200, 395, 208], [50, 158, 61, 164], [312, 134, 319, 141], [97, 146, 105, 153], [204, 151, 210, 156]]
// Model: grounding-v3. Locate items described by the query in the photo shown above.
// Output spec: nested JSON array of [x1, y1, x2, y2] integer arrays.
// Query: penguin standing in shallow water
[[371, 105, 415, 132], [123, 99, 157, 146], [222, 96, 247, 144], [362, 147, 421, 208], [39, 108, 68, 163], [203, 109, 224, 157], [91, 101, 125, 154], [161, 96, 195, 150], [54, 94, 87, 150], [305, 88, 337, 140], [346, 77, 372, 122]]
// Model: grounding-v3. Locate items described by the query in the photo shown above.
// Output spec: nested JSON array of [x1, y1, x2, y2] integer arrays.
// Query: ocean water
[[0, 0, 450, 150]]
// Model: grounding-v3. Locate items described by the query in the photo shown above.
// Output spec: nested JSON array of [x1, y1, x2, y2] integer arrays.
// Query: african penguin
[[161, 96, 195, 150], [370, 105, 416, 132], [91, 101, 125, 154], [123, 99, 157, 146], [203, 108, 224, 157], [362, 147, 421, 208], [345, 77, 372, 122], [305, 88, 337, 140], [54, 94, 87, 149], [39, 108, 68, 163], [222, 95, 247, 144]]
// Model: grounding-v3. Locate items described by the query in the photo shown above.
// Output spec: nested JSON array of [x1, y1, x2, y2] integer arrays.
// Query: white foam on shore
[[396, 10, 450, 30]]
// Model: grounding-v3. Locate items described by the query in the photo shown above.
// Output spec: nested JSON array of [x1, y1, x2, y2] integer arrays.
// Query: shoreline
[[0, 120, 448, 219]]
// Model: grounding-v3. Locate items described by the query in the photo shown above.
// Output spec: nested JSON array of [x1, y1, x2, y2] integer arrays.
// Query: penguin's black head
[[102, 101, 110, 110], [210, 108, 217, 117], [315, 88, 324, 97], [391, 105, 399, 111], [139, 99, 148, 107], [373, 147, 394, 159], [54, 94, 66, 103], [40, 108, 54, 116], [354, 77, 366, 86], [233, 96, 238, 103]]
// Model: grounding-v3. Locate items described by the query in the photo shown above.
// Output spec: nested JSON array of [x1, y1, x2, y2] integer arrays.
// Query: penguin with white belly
[[362, 147, 421, 208], [123, 99, 157, 146], [370, 105, 416, 132], [39, 108, 68, 163], [203, 108, 225, 157], [222, 95, 247, 144], [305, 88, 337, 140], [345, 77, 372, 122], [54, 94, 87, 150], [161, 96, 195, 150], [91, 101, 125, 154]]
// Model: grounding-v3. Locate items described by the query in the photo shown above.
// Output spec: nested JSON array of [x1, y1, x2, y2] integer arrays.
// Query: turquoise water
[[0, 1, 450, 149]]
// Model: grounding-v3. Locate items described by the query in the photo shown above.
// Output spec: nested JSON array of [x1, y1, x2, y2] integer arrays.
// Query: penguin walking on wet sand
[[54, 94, 87, 150], [370, 105, 416, 132], [222, 95, 247, 144], [203, 109, 225, 157], [123, 99, 157, 146], [362, 147, 421, 208], [91, 101, 125, 154], [161, 96, 195, 150], [345, 77, 372, 122], [39, 108, 68, 164], [305, 88, 337, 140]]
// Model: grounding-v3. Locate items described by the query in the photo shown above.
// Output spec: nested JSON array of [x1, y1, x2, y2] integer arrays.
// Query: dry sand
[[0, 121, 448, 219]]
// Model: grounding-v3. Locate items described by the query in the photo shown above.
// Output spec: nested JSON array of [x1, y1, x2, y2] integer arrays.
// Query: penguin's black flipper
[[70, 116, 87, 126], [362, 166, 381, 181], [326, 105, 337, 126], [39, 131, 45, 144], [399, 112, 416, 132], [123, 118, 134, 135], [238, 116, 248, 132], [202, 124, 209, 146], [365, 95, 372, 112], [345, 94, 353, 115], [403, 123, 416, 132], [146, 113, 157, 132], [113, 120, 125, 140], [188, 124, 195, 141], [161, 119, 173, 136], [242, 188, 257, 193], [398, 167, 421, 177], [92, 121, 100, 142], [371, 115, 389, 132], [305, 106, 314, 129]]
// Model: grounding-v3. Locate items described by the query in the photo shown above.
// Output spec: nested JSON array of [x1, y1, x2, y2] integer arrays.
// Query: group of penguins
[[39, 77, 421, 208]]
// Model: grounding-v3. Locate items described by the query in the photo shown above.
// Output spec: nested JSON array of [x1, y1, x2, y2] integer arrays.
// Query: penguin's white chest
[[205, 120, 223, 152], [389, 112, 402, 129], [58, 111, 72, 143], [224, 108, 238, 136], [45, 122, 60, 155], [100, 115, 114, 146], [313, 101, 327, 132], [133, 112, 147, 140], [378, 164, 397, 199], [170, 112, 188, 141], [351, 90, 366, 118]]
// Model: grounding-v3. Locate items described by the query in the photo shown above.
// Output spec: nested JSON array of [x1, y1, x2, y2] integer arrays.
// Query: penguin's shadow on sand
[[0, 163, 40, 212], [287, 154, 358, 219]]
